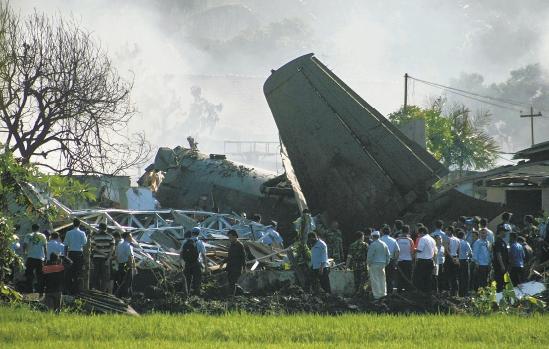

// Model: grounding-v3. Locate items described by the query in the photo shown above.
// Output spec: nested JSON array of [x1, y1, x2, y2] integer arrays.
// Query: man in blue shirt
[[456, 230, 472, 296], [115, 232, 135, 298], [63, 218, 87, 294], [509, 232, 525, 286], [308, 232, 330, 294], [380, 225, 399, 294], [23, 224, 47, 294], [472, 229, 491, 289]]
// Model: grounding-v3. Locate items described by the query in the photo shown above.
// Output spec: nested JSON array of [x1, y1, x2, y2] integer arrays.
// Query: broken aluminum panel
[[264, 53, 448, 230]]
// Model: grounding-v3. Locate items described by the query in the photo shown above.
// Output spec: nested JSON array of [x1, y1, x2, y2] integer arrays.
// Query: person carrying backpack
[[180, 227, 205, 295]]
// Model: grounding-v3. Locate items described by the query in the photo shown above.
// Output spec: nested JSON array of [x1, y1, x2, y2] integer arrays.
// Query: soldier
[[324, 221, 344, 264], [346, 231, 368, 294]]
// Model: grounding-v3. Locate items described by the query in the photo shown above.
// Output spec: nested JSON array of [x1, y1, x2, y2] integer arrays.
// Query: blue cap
[[191, 227, 201, 234]]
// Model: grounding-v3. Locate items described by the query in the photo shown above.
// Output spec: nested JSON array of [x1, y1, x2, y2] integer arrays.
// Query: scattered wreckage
[[50, 198, 290, 280]]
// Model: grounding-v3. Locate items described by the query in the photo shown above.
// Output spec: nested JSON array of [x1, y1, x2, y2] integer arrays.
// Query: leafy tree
[[389, 98, 500, 172], [0, 5, 150, 175]]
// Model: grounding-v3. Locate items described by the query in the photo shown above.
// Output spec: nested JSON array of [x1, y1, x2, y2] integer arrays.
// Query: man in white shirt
[[413, 226, 436, 293], [367, 231, 390, 299], [63, 218, 87, 294], [380, 225, 399, 294], [396, 225, 414, 292]]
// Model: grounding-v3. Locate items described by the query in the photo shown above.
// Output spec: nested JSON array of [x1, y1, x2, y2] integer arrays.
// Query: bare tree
[[0, 7, 150, 175]]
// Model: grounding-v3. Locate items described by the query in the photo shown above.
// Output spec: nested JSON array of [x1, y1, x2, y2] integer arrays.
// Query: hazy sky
[[12, 0, 549, 174]]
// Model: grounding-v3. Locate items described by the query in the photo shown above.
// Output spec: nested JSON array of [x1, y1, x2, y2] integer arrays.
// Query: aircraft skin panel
[[264, 54, 447, 227]]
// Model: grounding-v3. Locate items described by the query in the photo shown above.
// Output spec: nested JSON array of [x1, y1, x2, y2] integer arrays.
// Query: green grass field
[[0, 305, 547, 348]]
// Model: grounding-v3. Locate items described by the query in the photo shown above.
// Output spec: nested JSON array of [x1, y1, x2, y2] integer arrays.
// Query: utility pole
[[520, 106, 542, 146], [403, 73, 408, 115]]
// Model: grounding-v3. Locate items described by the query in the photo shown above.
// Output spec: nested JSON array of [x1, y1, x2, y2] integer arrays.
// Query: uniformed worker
[[324, 221, 344, 264], [346, 231, 368, 294]]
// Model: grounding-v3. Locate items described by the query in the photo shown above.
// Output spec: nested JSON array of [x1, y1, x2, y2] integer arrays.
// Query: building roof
[[444, 160, 549, 189], [513, 141, 549, 162]]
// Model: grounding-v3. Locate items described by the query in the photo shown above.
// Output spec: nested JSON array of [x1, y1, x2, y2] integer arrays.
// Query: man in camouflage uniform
[[346, 231, 368, 294], [324, 221, 344, 264]]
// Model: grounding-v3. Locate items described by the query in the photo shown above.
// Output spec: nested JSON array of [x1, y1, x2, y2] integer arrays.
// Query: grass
[[0, 305, 547, 348]]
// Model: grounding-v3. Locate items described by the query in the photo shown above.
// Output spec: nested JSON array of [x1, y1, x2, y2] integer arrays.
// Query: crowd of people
[[313, 212, 548, 299], [14, 219, 138, 310], [13, 210, 549, 311], [15, 217, 250, 310]]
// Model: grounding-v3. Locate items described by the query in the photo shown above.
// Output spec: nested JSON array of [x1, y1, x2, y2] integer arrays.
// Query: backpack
[[180, 239, 199, 264]]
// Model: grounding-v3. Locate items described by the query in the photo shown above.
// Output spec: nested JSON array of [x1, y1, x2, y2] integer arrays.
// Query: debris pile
[[130, 279, 469, 315]]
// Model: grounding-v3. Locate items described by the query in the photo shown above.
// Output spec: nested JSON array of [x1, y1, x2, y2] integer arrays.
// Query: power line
[[408, 75, 531, 108]]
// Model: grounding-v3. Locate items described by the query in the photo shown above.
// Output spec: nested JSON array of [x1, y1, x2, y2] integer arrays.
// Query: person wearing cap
[[413, 226, 436, 293], [492, 226, 509, 292], [63, 218, 87, 295], [396, 225, 414, 292], [472, 228, 491, 289], [380, 225, 399, 294], [115, 232, 135, 298], [224, 230, 247, 295], [90, 223, 115, 292], [367, 230, 390, 299]]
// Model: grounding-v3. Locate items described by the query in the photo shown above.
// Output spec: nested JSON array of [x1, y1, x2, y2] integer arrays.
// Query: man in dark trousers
[[180, 229, 202, 295], [308, 232, 331, 294], [224, 230, 246, 295], [90, 223, 115, 292], [63, 219, 87, 295], [493, 226, 509, 292], [413, 226, 436, 293], [23, 224, 48, 295]]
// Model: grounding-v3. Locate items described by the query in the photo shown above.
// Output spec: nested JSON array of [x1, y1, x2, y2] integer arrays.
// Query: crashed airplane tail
[[264, 53, 448, 228]]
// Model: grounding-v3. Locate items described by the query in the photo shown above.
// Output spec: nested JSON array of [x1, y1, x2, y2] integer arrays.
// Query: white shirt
[[416, 234, 436, 259], [436, 245, 445, 265], [396, 237, 414, 261], [447, 236, 460, 257], [46, 240, 65, 260]]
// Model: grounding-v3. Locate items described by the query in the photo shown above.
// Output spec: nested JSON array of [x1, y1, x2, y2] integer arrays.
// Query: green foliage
[[0, 149, 96, 225], [0, 283, 22, 303], [389, 98, 500, 171], [1, 306, 548, 348], [470, 274, 546, 315], [0, 215, 20, 284]]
